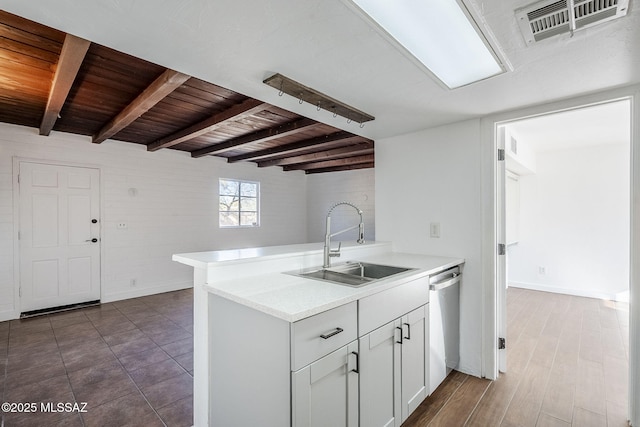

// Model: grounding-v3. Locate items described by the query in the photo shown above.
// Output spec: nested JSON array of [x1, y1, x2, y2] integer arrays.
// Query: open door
[[496, 126, 507, 373]]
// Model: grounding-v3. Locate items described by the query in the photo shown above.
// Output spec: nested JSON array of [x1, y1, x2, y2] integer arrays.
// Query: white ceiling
[[2, 0, 639, 140], [506, 99, 631, 152]]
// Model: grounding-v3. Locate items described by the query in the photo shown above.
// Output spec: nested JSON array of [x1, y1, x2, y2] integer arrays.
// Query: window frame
[[218, 178, 261, 228]]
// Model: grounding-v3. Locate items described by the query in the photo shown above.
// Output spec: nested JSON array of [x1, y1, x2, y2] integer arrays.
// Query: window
[[219, 178, 260, 227]]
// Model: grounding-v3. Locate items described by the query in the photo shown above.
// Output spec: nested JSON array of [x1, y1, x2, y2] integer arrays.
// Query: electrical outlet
[[117, 222, 127, 229]]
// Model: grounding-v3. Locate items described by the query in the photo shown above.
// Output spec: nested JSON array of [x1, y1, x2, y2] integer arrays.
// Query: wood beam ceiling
[[39, 34, 90, 136], [147, 98, 269, 151], [190, 117, 319, 158], [93, 69, 191, 144], [283, 154, 374, 171], [257, 143, 373, 168], [1, 11, 375, 174], [226, 131, 360, 163]]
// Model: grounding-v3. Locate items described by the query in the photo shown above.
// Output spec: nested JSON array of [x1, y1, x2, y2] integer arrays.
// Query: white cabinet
[[291, 302, 359, 427], [205, 275, 435, 427], [359, 319, 400, 427], [291, 302, 357, 371], [360, 305, 429, 427], [401, 305, 429, 419], [292, 341, 359, 427]]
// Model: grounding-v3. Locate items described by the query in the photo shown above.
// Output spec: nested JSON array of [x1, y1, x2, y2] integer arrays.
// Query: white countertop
[[172, 241, 390, 269], [174, 244, 464, 323]]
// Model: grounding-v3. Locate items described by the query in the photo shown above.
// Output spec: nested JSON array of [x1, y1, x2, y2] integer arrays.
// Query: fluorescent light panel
[[351, 0, 504, 88]]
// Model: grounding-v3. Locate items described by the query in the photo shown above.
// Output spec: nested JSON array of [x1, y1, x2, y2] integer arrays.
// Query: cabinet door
[[400, 305, 429, 421], [359, 319, 402, 427], [292, 341, 359, 427]]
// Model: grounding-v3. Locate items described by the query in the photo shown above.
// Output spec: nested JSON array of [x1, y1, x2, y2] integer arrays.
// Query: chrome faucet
[[324, 202, 365, 268]]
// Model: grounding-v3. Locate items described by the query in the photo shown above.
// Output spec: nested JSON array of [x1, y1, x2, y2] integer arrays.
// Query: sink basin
[[289, 261, 416, 287]]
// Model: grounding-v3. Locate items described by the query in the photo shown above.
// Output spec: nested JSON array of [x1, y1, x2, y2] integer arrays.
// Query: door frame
[[12, 157, 103, 317], [480, 85, 639, 425]]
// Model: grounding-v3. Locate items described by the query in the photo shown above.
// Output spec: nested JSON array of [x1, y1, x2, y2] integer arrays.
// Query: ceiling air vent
[[516, 0, 630, 44]]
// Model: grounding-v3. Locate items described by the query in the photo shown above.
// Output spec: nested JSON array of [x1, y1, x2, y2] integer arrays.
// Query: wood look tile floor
[[1, 287, 629, 427], [0, 289, 194, 427], [403, 287, 630, 427]]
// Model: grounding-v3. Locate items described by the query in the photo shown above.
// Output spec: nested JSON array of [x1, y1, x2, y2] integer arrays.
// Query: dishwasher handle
[[429, 271, 460, 291]]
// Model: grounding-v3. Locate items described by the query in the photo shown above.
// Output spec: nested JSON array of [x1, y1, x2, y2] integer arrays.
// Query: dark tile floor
[[0, 289, 194, 427]]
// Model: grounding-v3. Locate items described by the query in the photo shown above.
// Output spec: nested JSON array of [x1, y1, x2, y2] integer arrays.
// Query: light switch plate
[[430, 222, 440, 238]]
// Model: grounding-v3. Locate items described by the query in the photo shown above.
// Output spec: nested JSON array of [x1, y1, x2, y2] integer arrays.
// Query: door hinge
[[19, 287, 21, 298], [498, 243, 506, 255], [17, 174, 20, 184], [18, 231, 20, 240], [498, 337, 506, 350], [498, 149, 505, 161]]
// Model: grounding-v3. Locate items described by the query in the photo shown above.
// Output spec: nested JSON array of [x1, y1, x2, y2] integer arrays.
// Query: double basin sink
[[288, 261, 415, 287]]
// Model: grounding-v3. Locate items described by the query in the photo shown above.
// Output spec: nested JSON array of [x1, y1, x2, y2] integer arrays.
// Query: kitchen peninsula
[[174, 241, 463, 426]]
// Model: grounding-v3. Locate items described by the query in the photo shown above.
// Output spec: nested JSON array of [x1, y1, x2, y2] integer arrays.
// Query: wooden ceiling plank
[[39, 34, 90, 136], [0, 11, 66, 44], [257, 143, 373, 167], [191, 117, 319, 158], [147, 98, 269, 151], [92, 69, 191, 143], [0, 22, 64, 53], [283, 154, 374, 171], [226, 131, 359, 163]]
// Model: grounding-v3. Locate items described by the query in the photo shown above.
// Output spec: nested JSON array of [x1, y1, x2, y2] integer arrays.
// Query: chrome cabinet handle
[[320, 327, 344, 339]]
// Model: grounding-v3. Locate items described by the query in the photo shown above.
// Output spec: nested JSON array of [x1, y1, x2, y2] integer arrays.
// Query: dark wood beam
[[191, 117, 318, 158], [305, 162, 375, 174], [226, 131, 360, 163], [39, 34, 90, 136], [258, 143, 373, 167], [92, 69, 191, 144], [147, 98, 270, 151], [283, 154, 374, 171], [263, 73, 375, 124]]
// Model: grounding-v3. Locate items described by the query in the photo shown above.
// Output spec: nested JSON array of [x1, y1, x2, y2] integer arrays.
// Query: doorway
[[501, 101, 630, 303], [490, 96, 634, 424], [17, 161, 101, 313]]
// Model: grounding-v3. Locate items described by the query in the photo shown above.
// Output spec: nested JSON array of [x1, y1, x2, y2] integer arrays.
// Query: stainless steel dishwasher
[[429, 265, 461, 394]]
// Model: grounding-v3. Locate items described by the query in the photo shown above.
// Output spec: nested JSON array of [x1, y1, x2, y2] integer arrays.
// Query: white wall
[[507, 143, 630, 300], [0, 123, 308, 320], [306, 169, 375, 243], [375, 119, 483, 377]]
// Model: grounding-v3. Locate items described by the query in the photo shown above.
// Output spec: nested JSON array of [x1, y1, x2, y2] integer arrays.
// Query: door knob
[[85, 238, 98, 243], [91, 219, 98, 224]]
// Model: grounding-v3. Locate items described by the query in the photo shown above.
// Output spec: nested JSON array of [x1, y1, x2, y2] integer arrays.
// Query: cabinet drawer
[[291, 302, 357, 371], [359, 276, 429, 336]]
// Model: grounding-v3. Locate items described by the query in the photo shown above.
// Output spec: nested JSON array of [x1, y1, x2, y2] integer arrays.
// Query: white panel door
[[359, 319, 401, 427], [292, 341, 359, 427], [400, 305, 428, 421], [19, 162, 100, 312]]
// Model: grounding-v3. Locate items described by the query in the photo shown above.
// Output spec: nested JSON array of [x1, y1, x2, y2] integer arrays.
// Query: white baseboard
[[509, 281, 629, 302], [101, 281, 193, 303]]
